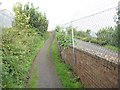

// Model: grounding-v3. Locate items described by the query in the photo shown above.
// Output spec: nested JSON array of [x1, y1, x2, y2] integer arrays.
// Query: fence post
[[0, 9, 2, 89], [118, 1, 120, 90], [71, 22, 76, 64]]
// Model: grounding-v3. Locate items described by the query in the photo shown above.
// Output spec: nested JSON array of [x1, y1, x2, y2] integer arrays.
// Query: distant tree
[[66, 26, 72, 35], [66, 26, 77, 36], [13, 2, 48, 35], [13, 2, 27, 28], [96, 27, 119, 46], [55, 25, 62, 32], [86, 29, 91, 35]]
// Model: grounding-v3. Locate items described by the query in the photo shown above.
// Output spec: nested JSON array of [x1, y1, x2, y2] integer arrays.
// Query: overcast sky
[[0, 0, 119, 31]]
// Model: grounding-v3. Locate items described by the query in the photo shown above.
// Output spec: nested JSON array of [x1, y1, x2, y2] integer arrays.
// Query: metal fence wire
[[58, 4, 120, 88], [62, 6, 119, 64]]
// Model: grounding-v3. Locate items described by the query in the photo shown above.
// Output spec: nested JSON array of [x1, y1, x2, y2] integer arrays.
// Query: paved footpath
[[36, 32, 61, 88]]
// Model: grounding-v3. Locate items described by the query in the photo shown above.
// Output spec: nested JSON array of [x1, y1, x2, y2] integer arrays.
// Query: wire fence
[[57, 3, 120, 87], [64, 7, 117, 28], [61, 6, 119, 64]]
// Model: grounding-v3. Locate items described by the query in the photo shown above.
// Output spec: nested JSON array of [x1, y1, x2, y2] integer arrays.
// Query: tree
[[86, 29, 91, 35], [66, 26, 77, 35], [96, 27, 119, 46], [55, 25, 63, 32], [13, 2, 48, 35]]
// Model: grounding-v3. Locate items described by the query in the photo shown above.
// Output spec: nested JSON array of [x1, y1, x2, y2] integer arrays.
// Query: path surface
[[36, 32, 61, 88]]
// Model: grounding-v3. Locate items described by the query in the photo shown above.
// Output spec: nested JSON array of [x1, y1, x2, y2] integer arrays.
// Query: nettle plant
[[55, 26, 72, 49]]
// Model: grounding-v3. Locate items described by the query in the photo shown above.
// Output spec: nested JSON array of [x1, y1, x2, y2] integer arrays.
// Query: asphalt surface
[[75, 39, 118, 63], [36, 32, 61, 88]]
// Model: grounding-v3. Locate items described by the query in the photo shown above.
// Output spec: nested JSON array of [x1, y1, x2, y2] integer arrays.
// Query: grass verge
[[52, 38, 84, 89], [104, 45, 120, 52], [27, 61, 38, 88]]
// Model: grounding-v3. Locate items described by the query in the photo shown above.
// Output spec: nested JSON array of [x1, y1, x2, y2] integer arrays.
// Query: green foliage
[[72, 28, 91, 40], [52, 38, 84, 89], [96, 27, 119, 46], [71, 26, 119, 51], [2, 27, 47, 88], [104, 45, 120, 52], [13, 2, 48, 35], [55, 26, 72, 48], [86, 29, 91, 35], [66, 26, 78, 36], [13, 2, 30, 28], [27, 62, 38, 88], [2, 1, 49, 88], [55, 25, 62, 32], [89, 37, 97, 43]]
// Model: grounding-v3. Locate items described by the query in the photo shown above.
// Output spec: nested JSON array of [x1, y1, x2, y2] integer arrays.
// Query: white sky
[[0, 0, 119, 31]]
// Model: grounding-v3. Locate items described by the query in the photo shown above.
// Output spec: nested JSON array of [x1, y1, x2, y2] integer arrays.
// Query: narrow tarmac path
[[36, 32, 61, 88]]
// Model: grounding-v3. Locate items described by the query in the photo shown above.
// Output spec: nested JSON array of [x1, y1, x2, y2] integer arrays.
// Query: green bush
[[81, 37, 90, 42], [55, 26, 72, 48], [89, 38, 97, 43], [104, 45, 120, 52], [2, 27, 46, 88], [13, 2, 48, 34], [96, 39, 107, 46]]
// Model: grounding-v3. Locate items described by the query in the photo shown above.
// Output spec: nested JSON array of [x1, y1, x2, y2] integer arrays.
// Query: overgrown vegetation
[[55, 26, 72, 49], [56, 5, 119, 52], [52, 37, 84, 89], [13, 2, 48, 36], [27, 61, 39, 88], [2, 2, 48, 88], [65, 26, 120, 52], [2, 28, 47, 88], [71, 6, 119, 52]]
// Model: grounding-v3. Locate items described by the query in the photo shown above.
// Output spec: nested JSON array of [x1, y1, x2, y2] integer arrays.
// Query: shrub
[[2, 27, 46, 88]]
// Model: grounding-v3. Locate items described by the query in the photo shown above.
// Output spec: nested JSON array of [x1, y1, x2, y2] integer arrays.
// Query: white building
[[0, 9, 14, 28]]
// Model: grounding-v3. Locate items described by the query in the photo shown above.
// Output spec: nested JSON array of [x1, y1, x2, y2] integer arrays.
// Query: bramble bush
[[2, 27, 47, 88], [55, 26, 72, 49]]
